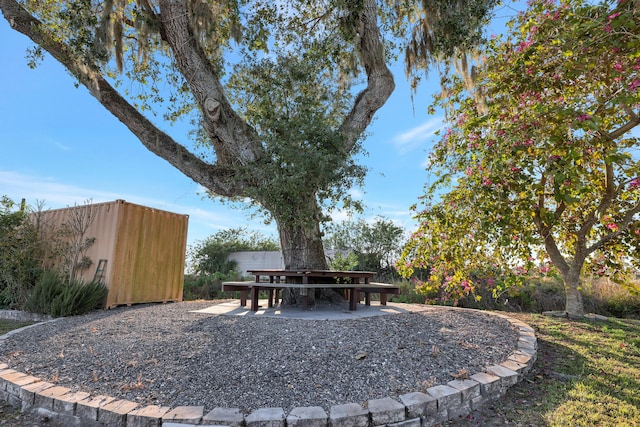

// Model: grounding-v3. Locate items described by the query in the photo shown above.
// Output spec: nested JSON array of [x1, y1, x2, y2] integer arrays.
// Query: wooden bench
[[220, 282, 252, 307], [359, 282, 401, 306], [222, 281, 400, 312]]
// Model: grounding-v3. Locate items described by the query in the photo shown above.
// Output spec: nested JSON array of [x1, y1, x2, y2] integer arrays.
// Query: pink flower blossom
[[608, 12, 621, 20], [606, 223, 619, 231], [629, 177, 640, 189], [514, 139, 533, 147], [613, 62, 624, 72], [516, 40, 534, 53], [577, 114, 591, 122], [630, 79, 640, 91], [515, 266, 528, 275], [456, 114, 469, 126], [482, 177, 493, 186]]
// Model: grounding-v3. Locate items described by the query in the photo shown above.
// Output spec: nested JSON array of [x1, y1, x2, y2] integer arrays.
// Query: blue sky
[[0, 5, 517, 248]]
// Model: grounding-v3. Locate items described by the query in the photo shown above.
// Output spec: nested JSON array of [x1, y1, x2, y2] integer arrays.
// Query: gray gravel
[[1, 301, 519, 415]]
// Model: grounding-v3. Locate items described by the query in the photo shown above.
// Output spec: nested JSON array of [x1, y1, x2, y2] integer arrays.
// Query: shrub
[[581, 279, 640, 319], [183, 271, 238, 301], [389, 279, 427, 304], [0, 196, 46, 309], [25, 271, 107, 317]]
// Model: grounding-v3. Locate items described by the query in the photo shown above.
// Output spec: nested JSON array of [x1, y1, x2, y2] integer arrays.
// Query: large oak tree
[[2, 0, 496, 304]]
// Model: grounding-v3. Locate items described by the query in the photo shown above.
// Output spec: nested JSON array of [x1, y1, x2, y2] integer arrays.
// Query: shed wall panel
[[32, 200, 187, 308], [107, 201, 187, 307]]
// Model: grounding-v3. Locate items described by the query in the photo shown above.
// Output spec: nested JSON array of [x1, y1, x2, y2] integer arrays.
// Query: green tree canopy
[[399, 0, 640, 316]]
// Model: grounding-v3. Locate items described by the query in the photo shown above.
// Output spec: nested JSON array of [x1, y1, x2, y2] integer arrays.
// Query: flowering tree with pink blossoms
[[398, 0, 640, 317]]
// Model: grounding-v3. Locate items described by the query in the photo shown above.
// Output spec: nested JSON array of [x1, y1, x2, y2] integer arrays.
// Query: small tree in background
[[399, 0, 639, 317], [185, 227, 279, 300], [50, 200, 99, 285], [324, 217, 405, 277]]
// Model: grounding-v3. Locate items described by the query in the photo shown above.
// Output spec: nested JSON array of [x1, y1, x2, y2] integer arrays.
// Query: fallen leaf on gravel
[[355, 351, 368, 360]]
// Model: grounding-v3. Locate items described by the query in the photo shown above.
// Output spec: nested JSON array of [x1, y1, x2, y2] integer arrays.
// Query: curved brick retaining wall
[[0, 309, 536, 427]]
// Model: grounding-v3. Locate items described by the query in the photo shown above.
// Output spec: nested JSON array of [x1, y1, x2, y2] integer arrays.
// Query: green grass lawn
[[0, 319, 34, 336], [454, 313, 640, 426], [538, 315, 640, 426]]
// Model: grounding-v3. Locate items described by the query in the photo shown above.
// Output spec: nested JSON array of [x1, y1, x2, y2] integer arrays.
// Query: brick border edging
[[0, 308, 536, 427]]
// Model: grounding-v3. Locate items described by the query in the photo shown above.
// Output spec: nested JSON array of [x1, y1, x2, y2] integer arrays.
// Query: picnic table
[[222, 269, 400, 312]]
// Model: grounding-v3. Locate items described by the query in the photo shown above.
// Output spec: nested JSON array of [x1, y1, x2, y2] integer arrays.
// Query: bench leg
[[365, 292, 371, 306], [299, 287, 309, 310], [380, 293, 388, 305], [268, 289, 274, 308], [349, 289, 358, 311], [240, 290, 248, 307], [251, 287, 260, 312]]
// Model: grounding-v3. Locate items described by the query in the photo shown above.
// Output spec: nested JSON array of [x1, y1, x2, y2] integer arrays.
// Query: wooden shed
[[36, 199, 189, 308]]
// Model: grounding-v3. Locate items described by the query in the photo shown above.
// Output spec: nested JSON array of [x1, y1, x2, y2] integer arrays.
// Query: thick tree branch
[[533, 174, 570, 274], [157, 0, 263, 167], [586, 200, 640, 257], [0, 0, 243, 196], [338, 0, 395, 150], [574, 106, 640, 252], [603, 109, 640, 141], [578, 162, 617, 241]]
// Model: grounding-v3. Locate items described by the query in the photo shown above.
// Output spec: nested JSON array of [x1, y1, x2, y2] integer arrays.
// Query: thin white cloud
[[52, 141, 71, 151], [0, 170, 119, 208], [391, 118, 443, 154], [349, 188, 363, 199]]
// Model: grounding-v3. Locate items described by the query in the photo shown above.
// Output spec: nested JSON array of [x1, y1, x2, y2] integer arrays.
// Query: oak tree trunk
[[563, 273, 585, 318], [271, 193, 347, 307], [558, 264, 586, 317], [277, 218, 327, 307]]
